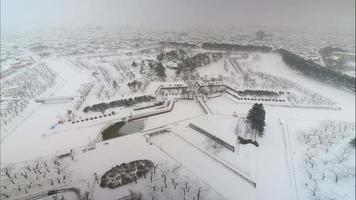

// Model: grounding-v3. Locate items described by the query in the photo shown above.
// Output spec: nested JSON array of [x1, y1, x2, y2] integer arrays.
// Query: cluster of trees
[[198, 85, 225, 96], [202, 42, 272, 52], [157, 49, 187, 61], [112, 63, 128, 81], [247, 103, 266, 137], [131, 61, 138, 67], [350, 138, 355, 147], [119, 161, 207, 200], [298, 121, 355, 199], [237, 70, 335, 106], [127, 80, 143, 90], [249, 71, 291, 90], [177, 52, 223, 71], [157, 50, 223, 74], [159, 41, 197, 48], [97, 65, 112, 85], [83, 95, 155, 113], [154, 62, 166, 80], [1, 64, 57, 128], [158, 88, 197, 99], [276, 49, 355, 91], [127, 79, 149, 92], [94, 85, 106, 100], [211, 52, 223, 62], [286, 91, 335, 107], [93, 64, 127, 101], [94, 65, 123, 101], [100, 160, 154, 188], [299, 121, 354, 155], [237, 90, 279, 97], [74, 82, 94, 110], [142, 56, 167, 80], [78, 82, 94, 98], [1, 156, 72, 198]]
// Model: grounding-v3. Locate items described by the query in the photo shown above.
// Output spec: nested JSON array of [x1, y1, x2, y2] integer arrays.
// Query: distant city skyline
[[1, 0, 355, 34]]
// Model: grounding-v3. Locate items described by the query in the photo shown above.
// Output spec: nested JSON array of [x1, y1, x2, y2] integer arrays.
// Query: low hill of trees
[[202, 42, 272, 52], [276, 49, 355, 91], [177, 52, 223, 71], [159, 41, 197, 48]]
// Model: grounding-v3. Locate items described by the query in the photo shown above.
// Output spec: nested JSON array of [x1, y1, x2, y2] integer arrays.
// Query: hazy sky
[[1, 0, 355, 33]]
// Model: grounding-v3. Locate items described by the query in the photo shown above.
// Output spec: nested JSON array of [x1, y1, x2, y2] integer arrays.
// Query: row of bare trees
[[1, 63, 57, 128], [144, 164, 214, 200], [73, 82, 94, 110], [228, 67, 335, 107], [1, 153, 75, 199], [298, 121, 355, 200]]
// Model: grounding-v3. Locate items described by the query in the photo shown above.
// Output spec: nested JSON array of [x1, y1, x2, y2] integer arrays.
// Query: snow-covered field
[[1, 58, 92, 163], [287, 120, 355, 200], [196, 59, 231, 78]]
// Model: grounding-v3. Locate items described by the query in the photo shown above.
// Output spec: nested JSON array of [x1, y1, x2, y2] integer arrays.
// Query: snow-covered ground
[[287, 120, 355, 200], [196, 59, 231, 78], [1, 58, 91, 163], [1, 47, 354, 200]]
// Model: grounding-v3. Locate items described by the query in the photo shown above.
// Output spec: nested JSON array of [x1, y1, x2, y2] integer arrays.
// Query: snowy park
[[1, 24, 355, 200]]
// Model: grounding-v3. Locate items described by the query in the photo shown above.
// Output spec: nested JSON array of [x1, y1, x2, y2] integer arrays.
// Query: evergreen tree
[[112, 80, 118, 89], [247, 103, 266, 137], [350, 138, 355, 148], [148, 60, 154, 69], [155, 62, 166, 80]]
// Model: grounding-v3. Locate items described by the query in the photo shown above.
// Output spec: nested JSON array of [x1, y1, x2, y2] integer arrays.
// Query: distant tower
[[256, 31, 264, 40]]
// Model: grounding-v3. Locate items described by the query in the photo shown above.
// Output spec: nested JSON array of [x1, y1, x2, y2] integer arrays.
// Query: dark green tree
[[247, 103, 266, 137], [112, 80, 119, 89], [148, 60, 154, 69], [350, 138, 355, 148], [155, 62, 166, 80]]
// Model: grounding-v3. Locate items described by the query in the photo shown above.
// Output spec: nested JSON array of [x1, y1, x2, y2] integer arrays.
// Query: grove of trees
[[0, 155, 73, 199], [297, 121, 355, 200], [83, 95, 155, 113], [1, 63, 57, 129], [276, 49, 355, 91], [202, 42, 272, 52], [155, 62, 167, 80]]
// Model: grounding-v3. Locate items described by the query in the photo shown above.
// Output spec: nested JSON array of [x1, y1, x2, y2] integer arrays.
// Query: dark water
[[101, 120, 145, 141]]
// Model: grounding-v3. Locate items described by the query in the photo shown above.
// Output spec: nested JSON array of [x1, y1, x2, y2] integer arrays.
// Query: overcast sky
[[1, 0, 355, 33]]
